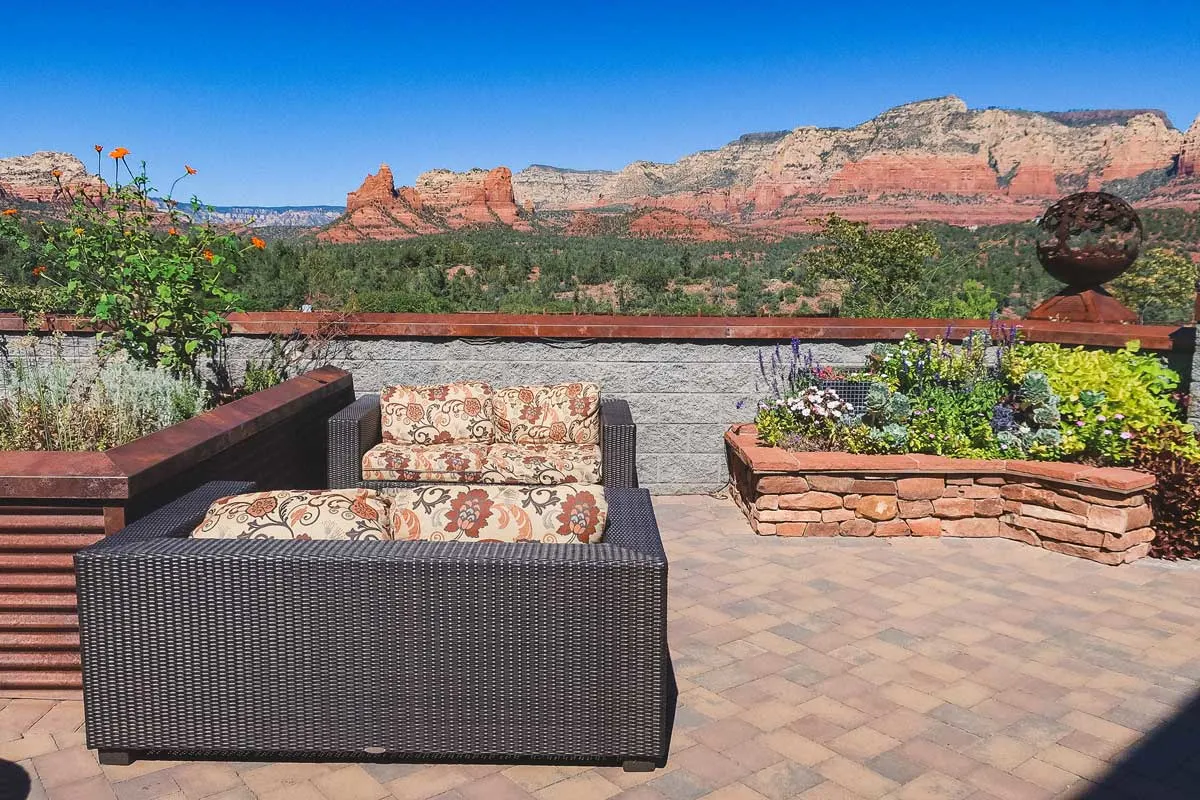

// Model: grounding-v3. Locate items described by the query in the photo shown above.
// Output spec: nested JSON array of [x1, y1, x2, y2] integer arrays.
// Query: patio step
[[0, 591, 77, 611], [0, 533, 107, 551], [0, 631, 79, 649], [0, 573, 76, 591], [0, 612, 78, 630], [0, 650, 81, 668], [0, 669, 83, 690], [0, 553, 77, 569]]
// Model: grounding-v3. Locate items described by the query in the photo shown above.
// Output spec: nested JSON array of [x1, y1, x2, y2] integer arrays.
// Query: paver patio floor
[[3, 495, 1200, 800]]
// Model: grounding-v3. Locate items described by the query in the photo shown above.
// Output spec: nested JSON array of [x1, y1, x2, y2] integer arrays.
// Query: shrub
[[0, 354, 209, 451], [1003, 341, 1198, 464], [1130, 432, 1200, 560], [0, 148, 250, 377]]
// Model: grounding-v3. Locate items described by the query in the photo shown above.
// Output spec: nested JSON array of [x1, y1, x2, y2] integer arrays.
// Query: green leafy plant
[[1, 148, 252, 376], [1004, 341, 1197, 463], [1108, 247, 1198, 324]]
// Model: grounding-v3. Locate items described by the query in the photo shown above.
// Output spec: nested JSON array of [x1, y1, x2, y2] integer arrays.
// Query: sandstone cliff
[[321, 164, 530, 243], [511, 96, 1195, 227], [0, 151, 97, 202]]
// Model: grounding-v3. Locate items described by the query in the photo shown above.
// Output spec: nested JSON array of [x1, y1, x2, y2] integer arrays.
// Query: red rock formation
[[1006, 162, 1058, 196], [1179, 115, 1200, 178], [626, 208, 735, 241], [825, 155, 1001, 196], [321, 164, 531, 242], [345, 164, 399, 211]]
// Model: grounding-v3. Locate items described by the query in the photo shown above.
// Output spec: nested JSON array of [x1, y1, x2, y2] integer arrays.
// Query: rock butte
[[320, 164, 531, 243], [0, 151, 101, 203]]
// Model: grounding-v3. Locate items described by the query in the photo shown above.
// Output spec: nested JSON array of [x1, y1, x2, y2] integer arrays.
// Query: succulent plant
[[1032, 428, 1063, 448], [1032, 404, 1061, 427], [1019, 371, 1054, 407]]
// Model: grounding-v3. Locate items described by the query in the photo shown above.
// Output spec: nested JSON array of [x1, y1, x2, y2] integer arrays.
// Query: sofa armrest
[[328, 395, 382, 488], [601, 398, 637, 488]]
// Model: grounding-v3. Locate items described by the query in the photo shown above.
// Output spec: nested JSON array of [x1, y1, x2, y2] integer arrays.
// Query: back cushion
[[387, 484, 606, 544], [492, 382, 600, 445], [380, 382, 495, 444], [192, 490, 392, 541]]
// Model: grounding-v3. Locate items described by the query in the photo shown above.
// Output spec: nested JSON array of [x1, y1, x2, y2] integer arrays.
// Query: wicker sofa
[[75, 481, 674, 770], [328, 382, 637, 490]]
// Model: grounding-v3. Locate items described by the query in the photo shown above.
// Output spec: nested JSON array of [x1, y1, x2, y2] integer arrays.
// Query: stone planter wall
[[727, 425, 1156, 565]]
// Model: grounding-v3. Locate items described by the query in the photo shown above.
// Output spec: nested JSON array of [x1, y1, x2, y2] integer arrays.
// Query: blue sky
[[3, 1, 1197, 205]]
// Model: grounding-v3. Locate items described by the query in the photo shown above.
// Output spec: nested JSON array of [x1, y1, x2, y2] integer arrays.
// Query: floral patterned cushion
[[481, 443, 602, 485], [380, 382, 494, 445], [386, 484, 607, 544], [492, 382, 600, 445], [192, 490, 392, 541], [362, 442, 488, 482]]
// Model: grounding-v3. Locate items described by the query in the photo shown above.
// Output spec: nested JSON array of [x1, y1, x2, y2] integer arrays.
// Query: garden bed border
[[726, 424, 1157, 566]]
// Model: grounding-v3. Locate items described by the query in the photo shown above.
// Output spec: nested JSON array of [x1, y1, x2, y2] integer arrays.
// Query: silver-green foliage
[[0, 355, 209, 451]]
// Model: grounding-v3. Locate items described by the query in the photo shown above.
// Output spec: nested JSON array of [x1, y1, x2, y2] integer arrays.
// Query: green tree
[[1109, 247, 1198, 323], [803, 215, 942, 316]]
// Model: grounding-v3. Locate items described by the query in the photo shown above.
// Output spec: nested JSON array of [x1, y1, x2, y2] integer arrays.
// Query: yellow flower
[[109, 147, 130, 159], [185, 165, 197, 175], [251, 237, 265, 250], [74, 227, 85, 235]]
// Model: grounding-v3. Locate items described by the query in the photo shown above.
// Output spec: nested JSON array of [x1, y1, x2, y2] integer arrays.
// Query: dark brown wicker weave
[[327, 396, 638, 490], [75, 481, 674, 770]]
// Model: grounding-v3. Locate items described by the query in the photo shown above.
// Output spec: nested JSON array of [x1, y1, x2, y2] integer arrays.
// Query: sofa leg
[[97, 749, 136, 766], [622, 760, 656, 773]]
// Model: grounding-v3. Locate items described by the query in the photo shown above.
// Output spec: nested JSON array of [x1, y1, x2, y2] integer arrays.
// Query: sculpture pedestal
[[1026, 287, 1137, 324]]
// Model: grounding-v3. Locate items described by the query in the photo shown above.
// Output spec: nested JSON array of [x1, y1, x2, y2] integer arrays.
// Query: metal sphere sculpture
[[1035, 192, 1143, 287]]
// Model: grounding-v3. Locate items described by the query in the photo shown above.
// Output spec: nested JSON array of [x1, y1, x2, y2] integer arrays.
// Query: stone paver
[[5, 495, 1200, 800]]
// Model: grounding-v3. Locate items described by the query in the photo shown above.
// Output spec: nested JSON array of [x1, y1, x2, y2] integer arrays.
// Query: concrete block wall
[[219, 336, 878, 494], [4, 325, 1196, 494]]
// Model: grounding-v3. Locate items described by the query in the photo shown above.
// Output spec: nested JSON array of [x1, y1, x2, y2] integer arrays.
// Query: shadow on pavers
[[1074, 687, 1200, 799], [0, 759, 31, 800]]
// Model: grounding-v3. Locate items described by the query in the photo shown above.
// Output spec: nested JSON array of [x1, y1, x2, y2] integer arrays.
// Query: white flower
[[1103, 429, 1113, 436], [800, 408, 810, 417], [1096, 415, 1107, 422]]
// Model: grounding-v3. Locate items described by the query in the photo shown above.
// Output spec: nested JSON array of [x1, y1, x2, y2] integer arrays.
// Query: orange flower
[[109, 147, 130, 159], [1, 209, 16, 217], [168, 227, 178, 236], [94, 144, 103, 152], [251, 237, 265, 250], [202, 250, 214, 262], [185, 165, 197, 175], [51, 169, 62, 178], [32, 265, 46, 277]]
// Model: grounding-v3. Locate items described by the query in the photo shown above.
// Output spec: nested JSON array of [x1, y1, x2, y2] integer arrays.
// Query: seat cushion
[[481, 443, 602, 485], [192, 490, 391, 541], [362, 442, 488, 482], [386, 484, 607, 544], [380, 382, 494, 445], [492, 382, 600, 445]]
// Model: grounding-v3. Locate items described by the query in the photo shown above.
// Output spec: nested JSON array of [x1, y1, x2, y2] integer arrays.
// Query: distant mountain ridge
[[322, 96, 1200, 241]]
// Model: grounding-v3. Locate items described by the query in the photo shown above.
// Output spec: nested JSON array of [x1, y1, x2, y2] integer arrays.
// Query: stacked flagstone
[[726, 425, 1155, 565]]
